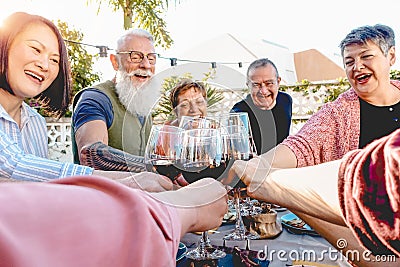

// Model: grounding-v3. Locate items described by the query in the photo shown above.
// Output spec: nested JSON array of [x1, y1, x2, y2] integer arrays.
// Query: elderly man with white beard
[[72, 29, 159, 172]]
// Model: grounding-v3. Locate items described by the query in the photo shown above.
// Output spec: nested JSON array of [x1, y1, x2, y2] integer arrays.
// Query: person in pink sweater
[[228, 24, 400, 266], [0, 176, 227, 267], [232, 129, 400, 266], [252, 24, 400, 169]]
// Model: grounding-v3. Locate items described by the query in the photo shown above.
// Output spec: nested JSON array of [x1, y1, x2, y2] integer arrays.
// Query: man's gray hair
[[247, 58, 279, 79], [339, 24, 395, 56], [116, 29, 154, 51]]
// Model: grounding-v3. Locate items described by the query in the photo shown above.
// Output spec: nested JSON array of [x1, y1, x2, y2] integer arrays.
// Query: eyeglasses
[[248, 80, 277, 90], [116, 50, 158, 65]]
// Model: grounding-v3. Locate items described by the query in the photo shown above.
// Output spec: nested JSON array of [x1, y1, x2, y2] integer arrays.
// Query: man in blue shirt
[[72, 29, 159, 172]]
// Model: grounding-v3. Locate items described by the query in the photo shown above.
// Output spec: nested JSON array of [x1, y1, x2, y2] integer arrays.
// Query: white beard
[[115, 70, 160, 117]]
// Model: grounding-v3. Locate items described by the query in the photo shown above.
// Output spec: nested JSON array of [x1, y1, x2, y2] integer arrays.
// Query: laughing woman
[[0, 12, 175, 192], [0, 12, 94, 181]]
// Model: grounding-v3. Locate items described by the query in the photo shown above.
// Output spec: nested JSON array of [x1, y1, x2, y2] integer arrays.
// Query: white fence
[[47, 86, 327, 162], [46, 117, 73, 162]]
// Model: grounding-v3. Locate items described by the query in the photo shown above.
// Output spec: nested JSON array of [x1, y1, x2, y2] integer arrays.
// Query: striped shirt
[[0, 103, 93, 181]]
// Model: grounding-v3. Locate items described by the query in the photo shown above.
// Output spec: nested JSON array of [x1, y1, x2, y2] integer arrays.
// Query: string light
[[170, 58, 177, 66], [64, 39, 110, 57], [158, 55, 248, 69], [64, 40, 250, 66], [97, 46, 109, 57]]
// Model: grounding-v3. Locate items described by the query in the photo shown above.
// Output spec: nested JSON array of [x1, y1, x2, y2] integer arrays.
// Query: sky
[[2, 0, 400, 78]]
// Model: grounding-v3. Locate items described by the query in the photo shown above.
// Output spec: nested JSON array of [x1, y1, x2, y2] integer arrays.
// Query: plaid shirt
[[0, 103, 93, 181]]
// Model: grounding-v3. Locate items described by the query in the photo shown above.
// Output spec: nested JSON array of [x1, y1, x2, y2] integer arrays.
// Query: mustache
[[126, 69, 153, 77]]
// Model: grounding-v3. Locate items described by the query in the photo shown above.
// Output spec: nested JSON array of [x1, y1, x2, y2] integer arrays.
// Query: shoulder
[[337, 88, 358, 101], [74, 88, 112, 109], [277, 91, 293, 103], [314, 89, 360, 121], [72, 85, 115, 128], [73, 81, 114, 106], [278, 91, 292, 99], [390, 80, 400, 89], [23, 102, 46, 124], [320, 88, 358, 112], [231, 100, 246, 111], [79, 89, 110, 101], [231, 94, 251, 111]]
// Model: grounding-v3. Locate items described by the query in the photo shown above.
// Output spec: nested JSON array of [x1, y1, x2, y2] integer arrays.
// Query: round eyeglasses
[[116, 50, 158, 65]]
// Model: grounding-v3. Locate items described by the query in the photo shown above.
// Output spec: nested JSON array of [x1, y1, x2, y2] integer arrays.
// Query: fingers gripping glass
[[116, 50, 158, 65]]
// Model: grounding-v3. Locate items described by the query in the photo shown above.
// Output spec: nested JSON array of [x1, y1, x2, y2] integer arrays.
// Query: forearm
[[151, 190, 197, 237], [0, 177, 21, 183], [150, 179, 227, 237], [266, 161, 344, 225], [80, 142, 146, 173], [261, 144, 297, 168], [0, 131, 92, 181], [244, 159, 344, 225]]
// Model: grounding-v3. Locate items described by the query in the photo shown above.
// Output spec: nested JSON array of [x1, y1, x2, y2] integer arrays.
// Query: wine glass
[[220, 113, 260, 241], [213, 112, 257, 156], [144, 125, 184, 182], [180, 128, 227, 260]]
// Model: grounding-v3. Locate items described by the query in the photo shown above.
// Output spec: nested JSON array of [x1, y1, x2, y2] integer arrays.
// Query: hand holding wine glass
[[180, 127, 227, 260], [228, 155, 274, 201], [144, 125, 188, 185], [220, 113, 260, 241]]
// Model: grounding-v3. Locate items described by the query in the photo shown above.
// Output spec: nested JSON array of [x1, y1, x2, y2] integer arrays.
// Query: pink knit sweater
[[282, 80, 400, 167]]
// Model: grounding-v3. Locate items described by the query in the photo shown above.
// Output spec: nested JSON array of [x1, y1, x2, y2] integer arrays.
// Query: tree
[[57, 20, 101, 95], [57, 20, 102, 116], [87, 0, 177, 49]]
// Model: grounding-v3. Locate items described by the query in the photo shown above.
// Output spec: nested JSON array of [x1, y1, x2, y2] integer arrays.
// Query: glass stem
[[198, 232, 207, 258], [234, 188, 246, 239], [202, 231, 211, 247]]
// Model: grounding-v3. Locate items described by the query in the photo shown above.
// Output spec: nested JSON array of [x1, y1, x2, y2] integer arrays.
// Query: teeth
[[25, 71, 43, 81], [357, 74, 370, 80]]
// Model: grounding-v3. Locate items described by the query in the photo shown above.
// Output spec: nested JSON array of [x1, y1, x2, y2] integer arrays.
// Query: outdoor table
[[179, 210, 352, 267]]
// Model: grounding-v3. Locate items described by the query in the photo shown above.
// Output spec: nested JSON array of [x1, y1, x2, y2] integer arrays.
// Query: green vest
[[71, 80, 152, 164]]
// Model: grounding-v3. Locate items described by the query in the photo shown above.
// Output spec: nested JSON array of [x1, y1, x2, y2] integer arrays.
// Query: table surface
[[180, 210, 352, 267]]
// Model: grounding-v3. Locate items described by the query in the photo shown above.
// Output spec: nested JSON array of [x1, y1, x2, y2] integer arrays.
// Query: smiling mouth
[[257, 93, 271, 98], [356, 73, 372, 83], [25, 71, 44, 82], [134, 74, 149, 79]]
